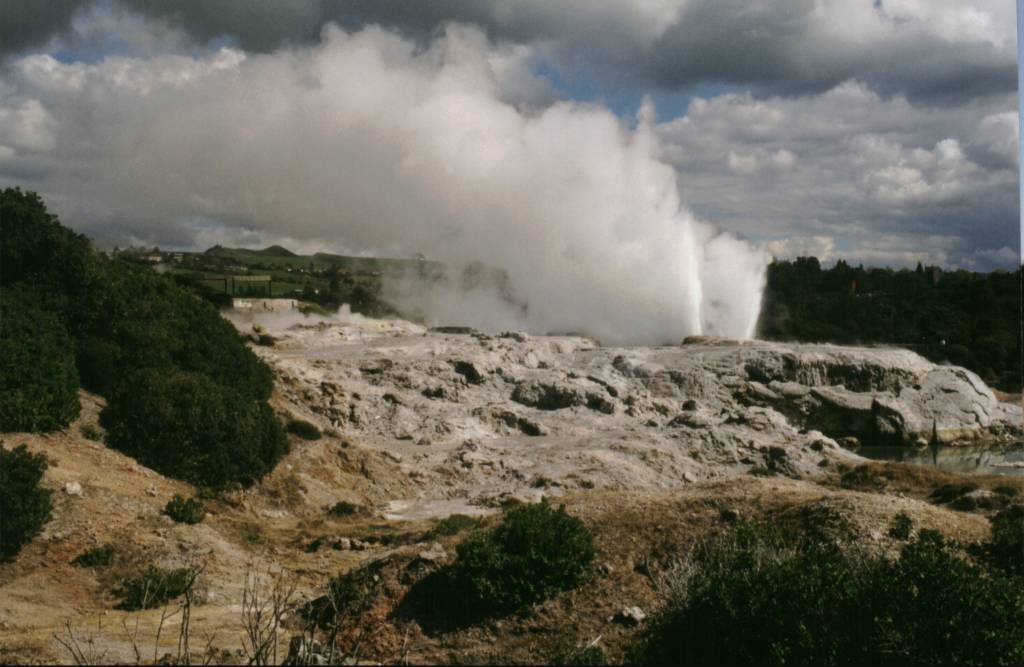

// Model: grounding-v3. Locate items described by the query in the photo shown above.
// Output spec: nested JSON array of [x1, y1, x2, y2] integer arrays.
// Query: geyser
[[4, 23, 766, 343]]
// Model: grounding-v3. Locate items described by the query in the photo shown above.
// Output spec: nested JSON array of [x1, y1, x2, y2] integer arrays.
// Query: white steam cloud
[[2, 23, 766, 343]]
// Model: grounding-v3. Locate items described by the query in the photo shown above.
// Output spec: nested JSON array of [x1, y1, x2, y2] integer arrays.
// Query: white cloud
[[658, 82, 1017, 269]]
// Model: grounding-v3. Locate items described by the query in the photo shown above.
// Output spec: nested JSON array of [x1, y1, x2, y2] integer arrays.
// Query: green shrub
[[446, 500, 595, 615], [287, 418, 321, 441], [163, 495, 206, 525], [304, 563, 379, 628], [72, 544, 115, 568], [80, 423, 102, 441], [0, 187, 92, 302], [990, 504, 1024, 573], [0, 285, 80, 432], [888, 512, 914, 540], [328, 501, 361, 517], [630, 522, 1024, 666], [0, 445, 54, 560], [114, 566, 196, 611], [101, 368, 288, 488]]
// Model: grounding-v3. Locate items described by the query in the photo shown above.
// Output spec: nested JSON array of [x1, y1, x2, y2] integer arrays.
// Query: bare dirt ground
[[1, 313, 1021, 664]]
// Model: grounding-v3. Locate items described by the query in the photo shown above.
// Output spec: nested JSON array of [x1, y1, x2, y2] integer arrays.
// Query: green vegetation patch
[[629, 521, 1024, 666], [72, 544, 116, 568], [163, 495, 206, 525], [0, 285, 80, 432], [328, 501, 361, 517], [100, 368, 287, 489], [0, 445, 53, 560], [114, 565, 197, 611], [446, 500, 594, 615]]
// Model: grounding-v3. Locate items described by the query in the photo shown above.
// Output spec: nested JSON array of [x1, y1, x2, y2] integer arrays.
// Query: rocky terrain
[[1, 309, 1020, 664], [249, 312, 1021, 518]]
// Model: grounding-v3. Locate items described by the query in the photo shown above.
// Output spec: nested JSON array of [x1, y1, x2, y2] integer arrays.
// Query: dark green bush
[[163, 495, 206, 525], [990, 504, 1024, 574], [446, 500, 595, 615], [80, 423, 102, 441], [114, 565, 196, 610], [630, 522, 1024, 666], [0, 188, 92, 302], [888, 512, 914, 540], [328, 501, 361, 517], [100, 368, 288, 488], [74, 259, 274, 401], [0, 285, 80, 432], [287, 418, 321, 441], [72, 544, 115, 568], [0, 445, 54, 560]]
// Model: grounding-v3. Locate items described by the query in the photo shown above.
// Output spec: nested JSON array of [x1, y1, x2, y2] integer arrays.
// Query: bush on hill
[[100, 368, 287, 489], [0, 445, 54, 560], [163, 494, 206, 524], [446, 500, 595, 615], [1, 187, 284, 488], [0, 285, 80, 432]]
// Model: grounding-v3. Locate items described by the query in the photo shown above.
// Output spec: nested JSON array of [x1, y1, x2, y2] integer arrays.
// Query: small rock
[[613, 606, 647, 626], [333, 537, 352, 551], [385, 451, 404, 463], [598, 562, 614, 575], [64, 481, 83, 496], [416, 542, 447, 563], [145, 486, 159, 497]]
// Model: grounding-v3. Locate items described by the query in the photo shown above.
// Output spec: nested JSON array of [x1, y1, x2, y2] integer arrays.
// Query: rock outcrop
[[246, 315, 1021, 517]]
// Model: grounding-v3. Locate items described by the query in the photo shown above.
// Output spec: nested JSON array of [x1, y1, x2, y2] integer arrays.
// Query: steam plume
[[4, 23, 766, 343]]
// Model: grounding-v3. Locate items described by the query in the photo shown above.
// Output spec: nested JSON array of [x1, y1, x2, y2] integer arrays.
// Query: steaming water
[[859, 445, 1024, 477]]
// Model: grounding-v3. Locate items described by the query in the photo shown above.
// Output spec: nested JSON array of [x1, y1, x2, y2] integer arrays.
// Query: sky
[[0, 0, 1019, 272]]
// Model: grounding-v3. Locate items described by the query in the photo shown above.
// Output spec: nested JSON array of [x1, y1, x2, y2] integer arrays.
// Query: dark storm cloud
[[3, 0, 1015, 105], [0, 0, 82, 55]]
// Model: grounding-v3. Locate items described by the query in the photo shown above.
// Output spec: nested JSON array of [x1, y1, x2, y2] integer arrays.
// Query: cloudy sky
[[0, 0, 1019, 272]]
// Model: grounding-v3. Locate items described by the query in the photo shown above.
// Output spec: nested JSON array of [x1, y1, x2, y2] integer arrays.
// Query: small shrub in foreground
[[446, 500, 595, 615], [328, 501, 361, 517], [287, 418, 322, 440], [0, 445, 53, 560], [114, 566, 196, 611], [72, 544, 115, 568], [888, 512, 913, 540], [163, 495, 206, 525]]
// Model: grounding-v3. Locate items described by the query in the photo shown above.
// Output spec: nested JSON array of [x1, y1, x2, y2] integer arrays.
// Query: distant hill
[[258, 245, 297, 257]]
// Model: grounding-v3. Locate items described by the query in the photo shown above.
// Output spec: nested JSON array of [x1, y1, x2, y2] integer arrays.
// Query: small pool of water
[[858, 444, 1024, 477]]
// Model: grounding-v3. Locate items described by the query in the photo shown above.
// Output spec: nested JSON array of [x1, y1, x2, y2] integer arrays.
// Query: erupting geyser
[[7, 23, 766, 342]]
